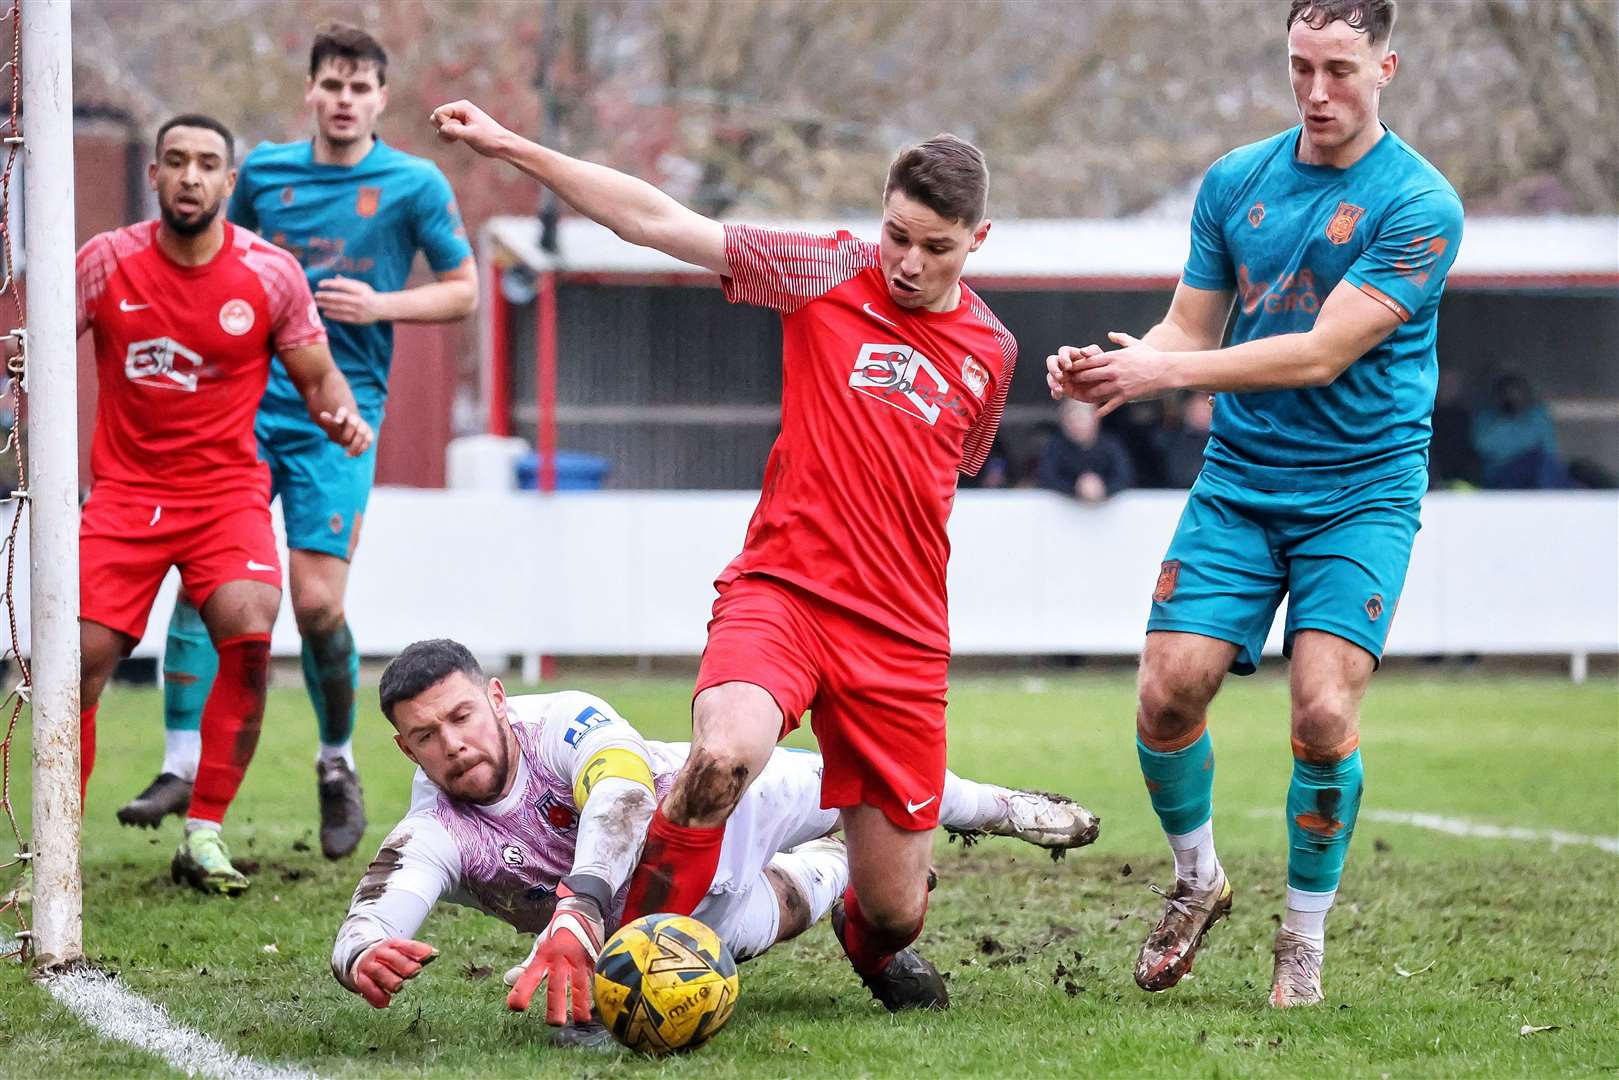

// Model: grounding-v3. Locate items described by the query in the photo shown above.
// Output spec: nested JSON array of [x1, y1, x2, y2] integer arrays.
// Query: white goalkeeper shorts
[[692, 746, 838, 954]]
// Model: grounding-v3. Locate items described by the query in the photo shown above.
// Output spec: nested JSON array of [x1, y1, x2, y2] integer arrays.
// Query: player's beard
[[456, 728, 515, 804], [159, 195, 223, 238]]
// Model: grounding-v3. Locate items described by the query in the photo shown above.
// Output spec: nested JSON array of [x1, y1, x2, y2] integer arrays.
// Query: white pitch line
[[44, 968, 321, 1080], [1358, 810, 1619, 856], [1247, 807, 1619, 856]]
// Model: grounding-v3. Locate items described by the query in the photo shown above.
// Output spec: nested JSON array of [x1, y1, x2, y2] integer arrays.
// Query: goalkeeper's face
[[392, 672, 516, 805]]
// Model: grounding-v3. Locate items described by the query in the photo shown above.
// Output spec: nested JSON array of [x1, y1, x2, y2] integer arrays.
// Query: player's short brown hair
[[310, 22, 388, 85], [884, 134, 988, 227], [379, 638, 484, 725], [1287, 0, 1397, 48]]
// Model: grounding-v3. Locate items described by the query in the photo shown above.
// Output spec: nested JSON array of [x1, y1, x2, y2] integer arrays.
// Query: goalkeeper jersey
[[340, 692, 678, 941]]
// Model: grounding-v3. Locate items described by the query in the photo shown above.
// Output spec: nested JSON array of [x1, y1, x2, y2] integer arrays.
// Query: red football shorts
[[695, 573, 949, 831], [80, 492, 281, 641]]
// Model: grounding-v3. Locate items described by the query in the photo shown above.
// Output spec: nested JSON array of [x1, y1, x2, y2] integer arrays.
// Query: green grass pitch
[[1, 670, 1615, 1077]]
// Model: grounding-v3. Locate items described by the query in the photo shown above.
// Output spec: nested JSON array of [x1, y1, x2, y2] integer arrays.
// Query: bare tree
[[73, 0, 1619, 221]]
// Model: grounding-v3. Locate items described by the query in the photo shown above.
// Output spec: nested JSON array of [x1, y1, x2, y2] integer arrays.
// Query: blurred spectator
[[1153, 392, 1214, 488], [1038, 399, 1134, 504], [1113, 399, 1169, 488], [1472, 372, 1570, 489], [1429, 366, 1481, 488]]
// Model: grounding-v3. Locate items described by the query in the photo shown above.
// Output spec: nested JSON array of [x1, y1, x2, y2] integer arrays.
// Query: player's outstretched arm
[[504, 780, 654, 1024], [280, 342, 374, 456], [507, 719, 659, 1024], [1053, 280, 1401, 416], [333, 822, 458, 1008], [430, 99, 728, 276]]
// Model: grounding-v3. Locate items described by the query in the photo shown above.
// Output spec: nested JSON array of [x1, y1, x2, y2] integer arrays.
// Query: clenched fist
[[430, 100, 513, 159]]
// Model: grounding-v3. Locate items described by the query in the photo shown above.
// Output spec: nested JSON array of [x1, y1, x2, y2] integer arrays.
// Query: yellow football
[[593, 913, 740, 1055]]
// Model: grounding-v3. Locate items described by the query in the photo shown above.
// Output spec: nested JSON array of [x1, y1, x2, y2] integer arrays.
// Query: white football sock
[[1166, 819, 1222, 890], [938, 771, 1008, 831], [162, 730, 201, 782], [184, 817, 220, 835], [317, 741, 356, 770], [1282, 887, 1334, 948]]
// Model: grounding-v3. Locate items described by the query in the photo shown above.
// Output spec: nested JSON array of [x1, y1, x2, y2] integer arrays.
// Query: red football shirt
[[718, 225, 1017, 652], [76, 221, 325, 506]]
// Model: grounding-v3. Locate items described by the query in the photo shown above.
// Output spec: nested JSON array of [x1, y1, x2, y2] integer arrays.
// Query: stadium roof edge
[[484, 214, 1619, 285]]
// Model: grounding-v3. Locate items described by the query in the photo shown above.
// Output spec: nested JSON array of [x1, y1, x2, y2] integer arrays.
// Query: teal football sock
[[1137, 729, 1215, 837], [163, 597, 217, 735], [303, 620, 359, 749], [1285, 749, 1364, 894]]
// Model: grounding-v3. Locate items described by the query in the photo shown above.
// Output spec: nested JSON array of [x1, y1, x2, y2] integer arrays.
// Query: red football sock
[[839, 885, 926, 978], [186, 633, 270, 825], [621, 808, 726, 921], [80, 701, 98, 803]]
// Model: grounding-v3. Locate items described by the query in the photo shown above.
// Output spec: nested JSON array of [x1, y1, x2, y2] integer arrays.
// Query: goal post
[[21, 0, 81, 968]]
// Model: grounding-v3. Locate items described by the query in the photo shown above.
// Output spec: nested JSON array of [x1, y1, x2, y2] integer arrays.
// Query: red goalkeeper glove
[[352, 938, 438, 1009], [505, 879, 607, 1024]]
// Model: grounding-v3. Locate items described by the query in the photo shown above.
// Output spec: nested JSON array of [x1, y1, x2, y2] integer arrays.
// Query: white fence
[[19, 488, 1619, 664]]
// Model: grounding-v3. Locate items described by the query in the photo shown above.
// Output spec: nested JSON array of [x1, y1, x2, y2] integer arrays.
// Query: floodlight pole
[[22, 0, 82, 968]]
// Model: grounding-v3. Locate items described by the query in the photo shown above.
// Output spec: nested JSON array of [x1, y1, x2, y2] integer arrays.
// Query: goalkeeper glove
[[351, 938, 438, 1009], [505, 875, 608, 1024]]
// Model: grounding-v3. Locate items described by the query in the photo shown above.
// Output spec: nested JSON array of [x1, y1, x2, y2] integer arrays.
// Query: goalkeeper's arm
[[505, 745, 659, 1022], [331, 821, 458, 1008]]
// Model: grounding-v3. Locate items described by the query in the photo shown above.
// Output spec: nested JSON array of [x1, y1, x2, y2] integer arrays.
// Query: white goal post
[[22, 0, 81, 968]]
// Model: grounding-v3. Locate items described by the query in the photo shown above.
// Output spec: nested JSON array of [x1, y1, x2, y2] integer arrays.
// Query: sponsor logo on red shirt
[[124, 337, 204, 393], [849, 343, 969, 426]]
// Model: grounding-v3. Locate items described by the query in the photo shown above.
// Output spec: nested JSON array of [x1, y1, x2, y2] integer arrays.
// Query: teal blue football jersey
[[1183, 125, 1464, 490], [228, 137, 472, 418]]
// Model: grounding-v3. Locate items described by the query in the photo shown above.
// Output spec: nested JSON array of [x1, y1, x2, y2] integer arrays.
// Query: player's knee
[[693, 682, 780, 748], [860, 885, 926, 939], [200, 583, 279, 639], [1136, 669, 1210, 749], [665, 748, 752, 827], [1290, 690, 1358, 762], [292, 595, 344, 638], [766, 866, 813, 942]]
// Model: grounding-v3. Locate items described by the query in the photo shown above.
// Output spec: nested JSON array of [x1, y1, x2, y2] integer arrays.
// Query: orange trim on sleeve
[[1356, 281, 1410, 322]]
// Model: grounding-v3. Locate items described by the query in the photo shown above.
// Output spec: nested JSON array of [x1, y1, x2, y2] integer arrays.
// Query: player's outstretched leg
[[1133, 633, 1237, 993], [622, 682, 779, 922], [120, 596, 213, 828], [939, 770, 1100, 855]]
